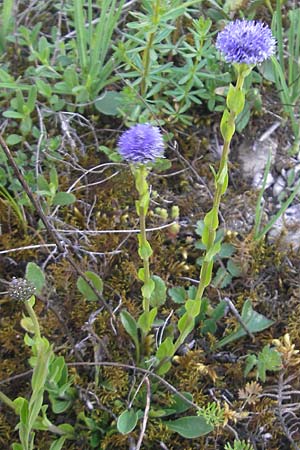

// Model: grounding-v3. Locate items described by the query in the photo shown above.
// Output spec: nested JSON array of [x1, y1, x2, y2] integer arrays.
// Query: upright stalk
[[195, 70, 246, 305], [175, 66, 250, 352], [135, 165, 152, 313], [24, 296, 41, 340], [140, 0, 160, 96]]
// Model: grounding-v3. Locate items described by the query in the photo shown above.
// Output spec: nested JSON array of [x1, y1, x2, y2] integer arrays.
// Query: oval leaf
[[117, 409, 138, 434], [164, 416, 213, 438], [26, 262, 45, 293], [76, 271, 103, 301], [52, 192, 76, 206]]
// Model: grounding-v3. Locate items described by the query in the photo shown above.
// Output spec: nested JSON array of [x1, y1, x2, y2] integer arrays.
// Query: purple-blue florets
[[118, 124, 165, 164], [216, 20, 275, 64]]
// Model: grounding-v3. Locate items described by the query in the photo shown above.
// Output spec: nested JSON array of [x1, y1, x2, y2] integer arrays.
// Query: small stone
[[238, 137, 277, 185], [268, 203, 300, 251], [252, 172, 274, 189], [272, 176, 286, 197]]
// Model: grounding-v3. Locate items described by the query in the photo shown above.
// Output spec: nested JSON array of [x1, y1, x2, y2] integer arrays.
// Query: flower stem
[[139, 207, 151, 313], [134, 165, 153, 314], [195, 71, 246, 304], [24, 296, 41, 340]]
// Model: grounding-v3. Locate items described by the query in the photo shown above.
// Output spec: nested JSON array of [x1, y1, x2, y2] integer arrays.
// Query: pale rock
[[272, 175, 286, 197], [268, 203, 300, 251]]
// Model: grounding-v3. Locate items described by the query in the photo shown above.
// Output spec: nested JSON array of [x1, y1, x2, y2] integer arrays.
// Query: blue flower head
[[118, 124, 165, 164], [216, 20, 275, 64]]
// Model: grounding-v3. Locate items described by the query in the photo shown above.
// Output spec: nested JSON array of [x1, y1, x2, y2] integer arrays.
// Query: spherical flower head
[[8, 278, 36, 302], [117, 124, 164, 164], [216, 20, 276, 64]]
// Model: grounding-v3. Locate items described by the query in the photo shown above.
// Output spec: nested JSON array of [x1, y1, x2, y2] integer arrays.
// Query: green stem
[[24, 297, 41, 340], [140, 0, 160, 96], [195, 71, 246, 305], [0, 390, 16, 411], [139, 206, 151, 313]]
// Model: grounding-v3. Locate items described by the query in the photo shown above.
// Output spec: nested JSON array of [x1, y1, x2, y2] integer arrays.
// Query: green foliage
[[3, 87, 37, 136], [196, 221, 241, 289], [37, 167, 76, 210], [25, 262, 46, 294], [120, 310, 140, 361], [197, 401, 225, 427], [225, 440, 254, 450], [268, 2, 300, 153], [216, 300, 274, 348], [244, 344, 282, 382], [117, 409, 139, 434], [163, 415, 213, 438], [116, 4, 230, 124], [149, 275, 167, 307], [72, 0, 124, 102], [14, 337, 52, 450], [0, 0, 15, 52], [46, 356, 77, 414], [155, 337, 175, 375], [76, 271, 104, 301]]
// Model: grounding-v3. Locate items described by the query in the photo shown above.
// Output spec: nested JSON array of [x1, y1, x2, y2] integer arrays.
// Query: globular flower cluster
[[216, 20, 275, 64], [117, 124, 164, 164], [8, 278, 36, 302]]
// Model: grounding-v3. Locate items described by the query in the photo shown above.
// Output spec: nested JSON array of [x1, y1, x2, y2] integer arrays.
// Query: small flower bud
[[8, 278, 36, 302], [155, 207, 168, 221], [171, 205, 180, 219]]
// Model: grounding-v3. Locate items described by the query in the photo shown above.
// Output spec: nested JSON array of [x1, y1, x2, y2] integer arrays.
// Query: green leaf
[[212, 267, 232, 289], [117, 409, 139, 434], [177, 313, 194, 342], [49, 437, 67, 450], [138, 237, 153, 259], [151, 158, 172, 172], [227, 259, 242, 277], [37, 174, 50, 192], [226, 84, 245, 115], [141, 278, 155, 300], [51, 398, 73, 414], [52, 192, 76, 206], [25, 262, 45, 293], [95, 91, 122, 115], [257, 345, 282, 382], [204, 209, 219, 231], [49, 167, 58, 191], [185, 299, 201, 317], [155, 337, 174, 375], [219, 243, 235, 258], [120, 310, 139, 349], [216, 300, 274, 348], [6, 134, 23, 145], [220, 108, 235, 141], [98, 145, 122, 162], [201, 260, 214, 287], [150, 275, 167, 307], [168, 286, 186, 304], [3, 110, 24, 119], [204, 240, 222, 262], [20, 316, 35, 333], [244, 354, 257, 378], [76, 271, 103, 301], [164, 416, 213, 438], [48, 356, 66, 385], [137, 308, 157, 334]]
